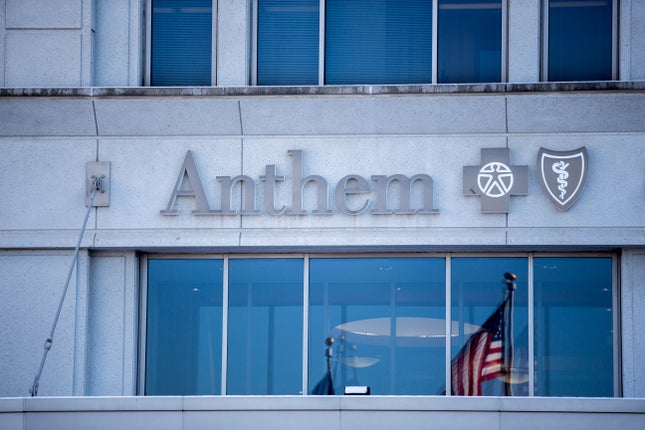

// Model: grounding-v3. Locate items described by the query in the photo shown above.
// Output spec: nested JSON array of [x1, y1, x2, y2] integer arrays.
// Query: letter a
[[160, 151, 214, 215]]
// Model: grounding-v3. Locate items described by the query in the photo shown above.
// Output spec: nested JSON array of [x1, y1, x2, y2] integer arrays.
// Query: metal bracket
[[86, 161, 111, 207]]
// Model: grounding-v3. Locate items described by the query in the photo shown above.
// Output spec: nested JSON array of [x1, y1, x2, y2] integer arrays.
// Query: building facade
[[1, 1, 645, 429]]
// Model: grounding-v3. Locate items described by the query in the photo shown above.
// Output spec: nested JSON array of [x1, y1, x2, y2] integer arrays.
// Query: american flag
[[451, 299, 508, 396]]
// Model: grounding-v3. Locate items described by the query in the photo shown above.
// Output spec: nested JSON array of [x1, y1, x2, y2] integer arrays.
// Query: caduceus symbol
[[551, 161, 570, 200]]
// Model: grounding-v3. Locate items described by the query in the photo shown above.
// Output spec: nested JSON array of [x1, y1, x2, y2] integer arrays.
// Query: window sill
[[1, 81, 644, 98]]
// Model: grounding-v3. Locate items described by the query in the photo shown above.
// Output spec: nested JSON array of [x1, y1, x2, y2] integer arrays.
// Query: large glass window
[[308, 258, 446, 395], [150, 0, 212, 86], [451, 258, 528, 396], [143, 254, 616, 397], [547, 0, 614, 81], [227, 259, 304, 394], [533, 257, 614, 396], [145, 259, 223, 395]]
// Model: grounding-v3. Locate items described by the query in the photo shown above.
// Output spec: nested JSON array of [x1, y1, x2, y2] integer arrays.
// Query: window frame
[[138, 252, 620, 397], [541, 0, 618, 82], [145, 0, 218, 86]]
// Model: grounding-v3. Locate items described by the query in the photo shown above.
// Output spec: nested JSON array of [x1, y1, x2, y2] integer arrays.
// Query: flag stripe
[[450, 299, 508, 396]]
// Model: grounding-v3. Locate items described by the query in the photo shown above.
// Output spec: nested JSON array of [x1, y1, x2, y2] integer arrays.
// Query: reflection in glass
[[533, 258, 613, 396], [309, 258, 445, 395], [451, 258, 529, 396], [548, 0, 613, 81], [438, 0, 502, 83], [227, 259, 304, 394], [146, 259, 223, 395]]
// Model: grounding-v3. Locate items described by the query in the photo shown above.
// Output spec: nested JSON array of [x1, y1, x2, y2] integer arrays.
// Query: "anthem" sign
[[161, 150, 439, 216]]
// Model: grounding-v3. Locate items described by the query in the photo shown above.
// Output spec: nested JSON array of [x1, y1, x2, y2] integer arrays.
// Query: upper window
[[438, 0, 502, 84], [325, 0, 433, 85], [256, 0, 503, 85], [149, 0, 213, 86], [257, 0, 320, 85], [545, 0, 616, 81]]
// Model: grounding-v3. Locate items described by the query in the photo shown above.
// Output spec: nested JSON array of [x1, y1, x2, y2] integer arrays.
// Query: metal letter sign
[[537, 147, 588, 211], [463, 148, 528, 213]]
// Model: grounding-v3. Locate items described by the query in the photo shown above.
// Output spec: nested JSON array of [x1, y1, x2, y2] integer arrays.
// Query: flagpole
[[503, 272, 517, 397]]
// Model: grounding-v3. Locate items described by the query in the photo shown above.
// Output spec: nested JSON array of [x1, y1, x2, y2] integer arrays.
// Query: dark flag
[[311, 369, 335, 395], [451, 298, 508, 396]]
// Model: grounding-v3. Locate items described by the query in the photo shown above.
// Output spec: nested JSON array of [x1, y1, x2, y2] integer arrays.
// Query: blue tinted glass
[[227, 259, 304, 394], [309, 258, 445, 395], [151, 0, 212, 86], [451, 258, 528, 396], [258, 0, 319, 85], [438, 0, 501, 83], [325, 0, 432, 85], [533, 258, 614, 396], [549, 0, 613, 81], [146, 259, 223, 395]]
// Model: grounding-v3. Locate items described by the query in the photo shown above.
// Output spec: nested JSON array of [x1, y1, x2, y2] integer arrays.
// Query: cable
[[30, 176, 102, 396]]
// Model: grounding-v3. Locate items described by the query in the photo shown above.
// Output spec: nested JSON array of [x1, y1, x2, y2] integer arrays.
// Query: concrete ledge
[[2, 395, 644, 413], [0, 396, 643, 430], [1, 81, 644, 98]]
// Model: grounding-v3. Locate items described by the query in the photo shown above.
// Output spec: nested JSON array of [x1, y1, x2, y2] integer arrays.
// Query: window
[[227, 259, 303, 394], [145, 259, 223, 395], [545, 0, 616, 81], [438, 0, 503, 83], [451, 258, 529, 396], [533, 258, 614, 396], [143, 254, 617, 397], [309, 258, 446, 394], [324, 0, 433, 85], [257, 0, 319, 85], [256, 0, 506, 85], [149, 0, 213, 86]]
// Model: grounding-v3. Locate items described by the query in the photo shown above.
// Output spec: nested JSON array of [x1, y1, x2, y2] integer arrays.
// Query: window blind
[[258, 0, 320, 85], [325, 0, 433, 85], [151, 0, 212, 86]]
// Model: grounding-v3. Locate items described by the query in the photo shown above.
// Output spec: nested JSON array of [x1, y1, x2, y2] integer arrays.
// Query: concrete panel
[[507, 93, 645, 133], [5, 30, 82, 87], [217, 0, 250, 86], [238, 227, 509, 248], [240, 95, 507, 135], [508, 136, 645, 228], [0, 1, 6, 88], [96, 138, 243, 231], [0, 139, 97, 231], [342, 410, 499, 430], [0, 98, 96, 136], [621, 0, 645, 81], [621, 250, 645, 398], [24, 411, 182, 430], [95, 0, 143, 86], [6, 0, 81, 29], [508, 0, 540, 83], [184, 410, 337, 430], [86, 252, 138, 396], [500, 411, 645, 430], [93, 99, 242, 136], [0, 252, 80, 397]]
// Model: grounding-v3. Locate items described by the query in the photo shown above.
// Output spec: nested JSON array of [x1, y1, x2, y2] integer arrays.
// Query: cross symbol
[[463, 148, 528, 213]]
